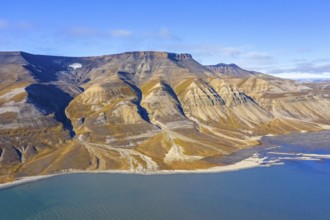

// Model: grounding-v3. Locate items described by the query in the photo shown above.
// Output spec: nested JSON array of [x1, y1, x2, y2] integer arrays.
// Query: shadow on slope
[[118, 71, 151, 124], [161, 81, 187, 117], [25, 84, 75, 137], [21, 52, 68, 83]]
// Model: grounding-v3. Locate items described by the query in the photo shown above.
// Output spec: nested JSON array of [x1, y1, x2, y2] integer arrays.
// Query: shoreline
[[2, 127, 330, 191], [0, 154, 268, 190]]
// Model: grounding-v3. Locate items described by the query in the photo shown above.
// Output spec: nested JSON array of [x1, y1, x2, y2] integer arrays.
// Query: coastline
[[2, 127, 330, 191], [0, 154, 268, 190]]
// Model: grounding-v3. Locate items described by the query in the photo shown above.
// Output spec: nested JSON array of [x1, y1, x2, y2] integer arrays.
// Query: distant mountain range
[[205, 63, 260, 78], [1, 51, 330, 183], [295, 78, 330, 83]]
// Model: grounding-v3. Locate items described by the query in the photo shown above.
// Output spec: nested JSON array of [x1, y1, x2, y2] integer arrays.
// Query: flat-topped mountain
[[0, 51, 330, 183]]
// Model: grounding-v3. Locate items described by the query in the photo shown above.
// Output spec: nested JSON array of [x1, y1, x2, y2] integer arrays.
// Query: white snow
[[69, 63, 82, 70]]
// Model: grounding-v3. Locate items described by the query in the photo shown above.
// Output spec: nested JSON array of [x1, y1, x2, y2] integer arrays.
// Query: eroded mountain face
[[0, 51, 329, 182]]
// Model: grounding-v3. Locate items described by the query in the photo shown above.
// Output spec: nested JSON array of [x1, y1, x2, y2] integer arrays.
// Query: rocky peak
[[214, 63, 239, 68], [206, 63, 258, 78]]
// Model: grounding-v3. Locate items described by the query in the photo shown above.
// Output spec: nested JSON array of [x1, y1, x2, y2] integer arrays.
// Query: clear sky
[[1, 0, 330, 79]]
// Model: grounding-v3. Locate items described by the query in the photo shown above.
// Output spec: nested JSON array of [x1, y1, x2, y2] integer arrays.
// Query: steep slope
[[227, 74, 330, 124], [0, 52, 73, 181], [0, 51, 330, 183]]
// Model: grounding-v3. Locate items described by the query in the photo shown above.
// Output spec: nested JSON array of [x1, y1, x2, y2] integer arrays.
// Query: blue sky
[[1, 0, 330, 79]]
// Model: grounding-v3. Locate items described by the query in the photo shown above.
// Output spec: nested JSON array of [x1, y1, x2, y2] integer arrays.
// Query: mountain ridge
[[0, 50, 329, 183], [205, 62, 262, 78], [0, 50, 275, 79], [0, 51, 193, 60]]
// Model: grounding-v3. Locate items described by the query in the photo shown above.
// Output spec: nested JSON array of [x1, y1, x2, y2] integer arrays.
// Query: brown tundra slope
[[0, 51, 329, 182]]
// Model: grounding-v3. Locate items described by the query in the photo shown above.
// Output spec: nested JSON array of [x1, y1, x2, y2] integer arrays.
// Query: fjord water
[[1, 163, 330, 220]]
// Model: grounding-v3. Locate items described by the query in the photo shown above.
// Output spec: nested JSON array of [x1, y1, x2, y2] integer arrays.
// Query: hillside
[[0, 51, 330, 182]]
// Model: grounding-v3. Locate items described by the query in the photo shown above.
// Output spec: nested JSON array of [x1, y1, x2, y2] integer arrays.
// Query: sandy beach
[[0, 154, 267, 190], [2, 146, 330, 191]]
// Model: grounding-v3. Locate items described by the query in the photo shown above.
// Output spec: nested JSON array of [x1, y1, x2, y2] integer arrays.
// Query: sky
[[1, 0, 330, 79]]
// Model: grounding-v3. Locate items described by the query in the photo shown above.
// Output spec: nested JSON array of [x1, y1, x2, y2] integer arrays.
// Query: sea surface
[[1, 131, 330, 220]]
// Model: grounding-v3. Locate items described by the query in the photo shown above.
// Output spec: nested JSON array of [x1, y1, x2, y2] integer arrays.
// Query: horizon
[[1, 0, 330, 79]]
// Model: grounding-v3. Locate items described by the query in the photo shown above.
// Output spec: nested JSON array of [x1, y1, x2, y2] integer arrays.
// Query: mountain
[[205, 63, 260, 78], [0, 51, 330, 183]]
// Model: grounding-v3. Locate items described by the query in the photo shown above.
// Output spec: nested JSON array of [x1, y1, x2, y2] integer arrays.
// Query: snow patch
[[69, 63, 82, 70]]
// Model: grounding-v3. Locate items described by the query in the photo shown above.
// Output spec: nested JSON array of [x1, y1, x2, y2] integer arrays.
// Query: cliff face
[[0, 51, 329, 181]]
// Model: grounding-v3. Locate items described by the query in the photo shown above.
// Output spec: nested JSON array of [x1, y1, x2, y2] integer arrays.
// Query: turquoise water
[[1, 162, 330, 220]]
